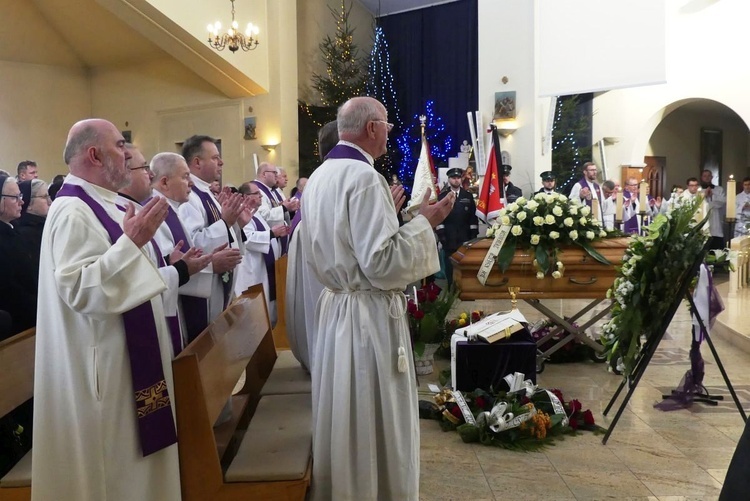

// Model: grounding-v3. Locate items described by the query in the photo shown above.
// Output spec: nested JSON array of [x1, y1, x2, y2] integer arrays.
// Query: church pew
[[272, 254, 290, 349], [172, 284, 312, 501], [0, 328, 35, 501]]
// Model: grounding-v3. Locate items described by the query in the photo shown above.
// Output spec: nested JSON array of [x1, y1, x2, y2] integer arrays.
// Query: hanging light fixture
[[207, 0, 260, 53]]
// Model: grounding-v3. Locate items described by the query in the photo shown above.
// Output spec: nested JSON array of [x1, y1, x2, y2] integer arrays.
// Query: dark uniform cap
[[540, 171, 555, 181], [447, 167, 464, 178], [501, 164, 512, 175]]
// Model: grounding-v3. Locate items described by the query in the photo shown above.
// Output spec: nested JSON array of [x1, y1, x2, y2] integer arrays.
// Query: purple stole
[[252, 181, 288, 255], [324, 143, 370, 164], [253, 216, 277, 301], [163, 204, 209, 343], [289, 192, 302, 238], [577, 178, 601, 208], [57, 184, 177, 457], [191, 186, 233, 309]]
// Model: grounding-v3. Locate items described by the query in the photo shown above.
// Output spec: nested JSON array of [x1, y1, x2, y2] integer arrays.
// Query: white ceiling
[[358, 0, 459, 17]]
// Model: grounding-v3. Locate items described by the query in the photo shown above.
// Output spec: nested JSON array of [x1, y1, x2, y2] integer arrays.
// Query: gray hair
[[150, 152, 187, 181], [30, 179, 48, 197], [337, 97, 384, 136], [63, 123, 99, 165]]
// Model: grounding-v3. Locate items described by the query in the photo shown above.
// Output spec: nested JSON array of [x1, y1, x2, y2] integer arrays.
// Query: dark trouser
[[708, 236, 725, 251], [444, 248, 457, 286], [720, 418, 750, 500]]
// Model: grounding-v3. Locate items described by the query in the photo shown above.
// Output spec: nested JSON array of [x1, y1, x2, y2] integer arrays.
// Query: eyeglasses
[[32, 194, 51, 201], [129, 165, 151, 172], [373, 120, 394, 132], [0, 194, 24, 203], [246, 191, 261, 196]]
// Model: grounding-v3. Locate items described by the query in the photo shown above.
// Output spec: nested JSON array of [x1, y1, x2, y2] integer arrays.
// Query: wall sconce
[[494, 119, 518, 137], [261, 144, 278, 152]]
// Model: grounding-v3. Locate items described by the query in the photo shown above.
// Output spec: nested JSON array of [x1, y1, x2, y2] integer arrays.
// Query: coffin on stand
[[451, 237, 631, 300], [449, 237, 631, 371]]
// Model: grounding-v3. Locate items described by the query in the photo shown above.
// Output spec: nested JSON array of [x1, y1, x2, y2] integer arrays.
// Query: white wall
[[0, 61, 90, 179]]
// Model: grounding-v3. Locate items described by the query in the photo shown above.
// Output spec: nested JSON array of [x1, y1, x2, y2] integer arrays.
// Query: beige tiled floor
[[417, 277, 748, 500]]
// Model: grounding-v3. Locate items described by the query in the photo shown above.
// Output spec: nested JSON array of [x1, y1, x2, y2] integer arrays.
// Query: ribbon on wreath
[[477, 224, 512, 285], [504, 372, 538, 397], [477, 401, 537, 433]]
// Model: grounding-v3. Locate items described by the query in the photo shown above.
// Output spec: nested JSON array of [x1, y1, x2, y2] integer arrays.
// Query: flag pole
[[489, 124, 506, 205]]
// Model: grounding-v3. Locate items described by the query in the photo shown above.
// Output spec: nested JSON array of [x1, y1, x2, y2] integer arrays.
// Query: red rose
[[413, 310, 425, 320], [449, 404, 463, 420], [407, 301, 417, 315], [569, 399, 582, 413], [416, 290, 427, 304], [569, 418, 579, 430], [583, 409, 595, 426], [471, 311, 481, 322], [427, 292, 439, 302], [474, 396, 487, 409], [426, 281, 442, 296], [521, 396, 530, 405]]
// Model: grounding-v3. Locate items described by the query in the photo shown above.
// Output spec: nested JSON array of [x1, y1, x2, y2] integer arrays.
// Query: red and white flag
[[407, 135, 439, 212], [476, 144, 503, 222]]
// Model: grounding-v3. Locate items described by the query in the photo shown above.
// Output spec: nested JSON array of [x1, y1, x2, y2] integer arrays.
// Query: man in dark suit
[[536, 171, 556, 194], [436, 167, 479, 285], [501, 164, 523, 204]]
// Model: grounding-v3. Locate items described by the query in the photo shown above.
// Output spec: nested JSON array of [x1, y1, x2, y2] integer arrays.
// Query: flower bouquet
[[529, 319, 591, 363], [407, 282, 459, 357], [601, 198, 708, 377], [435, 309, 485, 358], [421, 376, 601, 451], [485, 193, 612, 278]]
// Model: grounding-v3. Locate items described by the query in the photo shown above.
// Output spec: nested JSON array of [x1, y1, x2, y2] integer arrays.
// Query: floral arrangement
[[407, 282, 459, 356], [529, 319, 592, 363], [485, 193, 612, 277], [421, 378, 601, 451], [601, 198, 708, 377], [435, 309, 486, 357]]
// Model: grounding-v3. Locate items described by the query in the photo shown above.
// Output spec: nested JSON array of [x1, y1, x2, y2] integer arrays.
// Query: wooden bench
[[0, 328, 35, 501], [172, 284, 312, 501]]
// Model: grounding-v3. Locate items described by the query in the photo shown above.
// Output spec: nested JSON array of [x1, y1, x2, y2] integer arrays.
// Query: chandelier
[[207, 0, 260, 53]]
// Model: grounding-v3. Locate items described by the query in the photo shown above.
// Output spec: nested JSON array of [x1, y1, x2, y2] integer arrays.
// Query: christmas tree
[[366, 25, 403, 180], [551, 94, 593, 195], [298, 0, 369, 177], [311, 0, 367, 108], [396, 100, 454, 192]]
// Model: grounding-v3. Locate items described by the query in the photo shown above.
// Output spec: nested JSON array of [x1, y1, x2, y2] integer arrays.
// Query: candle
[[413, 285, 418, 309], [639, 180, 648, 211], [615, 189, 623, 221], [591, 199, 599, 221], [727, 175, 737, 219]]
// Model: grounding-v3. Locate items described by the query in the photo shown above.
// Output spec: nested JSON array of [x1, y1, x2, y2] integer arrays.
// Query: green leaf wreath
[[600, 198, 708, 378]]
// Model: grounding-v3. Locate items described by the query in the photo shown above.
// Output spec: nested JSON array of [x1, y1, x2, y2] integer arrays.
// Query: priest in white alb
[[33, 119, 181, 501], [301, 97, 454, 500]]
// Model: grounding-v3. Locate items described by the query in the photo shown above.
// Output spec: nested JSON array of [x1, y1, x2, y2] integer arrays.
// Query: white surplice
[[32, 175, 181, 501], [255, 180, 286, 227], [234, 213, 280, 326], [178, 174, 244, 321], [285, 220, 324, 373], [152, 190, 214, 347], [302, 142, 440, 501]]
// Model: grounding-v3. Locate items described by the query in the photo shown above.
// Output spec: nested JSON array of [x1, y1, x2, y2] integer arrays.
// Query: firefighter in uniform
[[436, 167, 479, 285]]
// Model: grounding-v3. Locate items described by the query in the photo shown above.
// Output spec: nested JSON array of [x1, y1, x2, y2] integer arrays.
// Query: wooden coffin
[[451, 237, 631, 300]]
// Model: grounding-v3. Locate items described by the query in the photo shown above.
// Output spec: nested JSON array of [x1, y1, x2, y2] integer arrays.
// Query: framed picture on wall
[[493, 91, 516, 120], [700, 127, 722, 185]]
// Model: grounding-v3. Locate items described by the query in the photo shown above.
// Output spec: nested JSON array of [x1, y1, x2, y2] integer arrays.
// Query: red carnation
[[569, 399, 582, 413], [582, 409, 595, 426], [413, 310, 425, 320]]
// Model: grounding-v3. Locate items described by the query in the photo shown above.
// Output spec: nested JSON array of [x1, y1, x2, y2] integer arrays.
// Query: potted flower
[[407, 282, 459, 374]]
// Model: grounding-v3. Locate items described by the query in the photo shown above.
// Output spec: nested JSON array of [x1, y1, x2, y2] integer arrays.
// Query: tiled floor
[[417, 278, 749, 500]]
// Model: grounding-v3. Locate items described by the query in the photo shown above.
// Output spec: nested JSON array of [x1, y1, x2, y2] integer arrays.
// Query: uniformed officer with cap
[[536, 171, 556, 194], [501, 164, 523, 203], [436, 167, 478, 285]]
